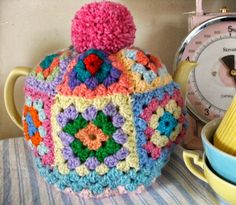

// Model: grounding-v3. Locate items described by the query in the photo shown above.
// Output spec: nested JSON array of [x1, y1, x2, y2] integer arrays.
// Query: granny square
[[25, 48, 74, 95], [121, 48, 173, 93], [51, 93, 139, 176], [23, 86, 55, 166], [131, 82, 187, 168], [57, 49, 133, 98]]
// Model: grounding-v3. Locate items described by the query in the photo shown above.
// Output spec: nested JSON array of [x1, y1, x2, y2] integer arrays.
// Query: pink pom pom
[[71, 1, 136, 54]]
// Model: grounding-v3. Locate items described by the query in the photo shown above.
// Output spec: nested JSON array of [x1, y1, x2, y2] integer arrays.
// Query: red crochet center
[[83, 54, 103, 76]]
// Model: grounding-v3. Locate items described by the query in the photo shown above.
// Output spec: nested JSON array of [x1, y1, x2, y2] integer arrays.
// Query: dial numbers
[[176, 17, 236, 123]]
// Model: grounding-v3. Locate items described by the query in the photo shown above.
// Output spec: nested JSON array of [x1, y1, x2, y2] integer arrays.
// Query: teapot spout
[[173, 60, 197, 98]]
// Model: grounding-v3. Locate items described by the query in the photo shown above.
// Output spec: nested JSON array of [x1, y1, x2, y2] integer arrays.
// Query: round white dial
[[176, 16, 236, 123]]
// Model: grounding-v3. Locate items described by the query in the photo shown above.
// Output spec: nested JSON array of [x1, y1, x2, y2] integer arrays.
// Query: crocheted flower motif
[[52, 94, 138, 175], [68, 49, 121, 90], [23, 105, 42, 146], [76, 123, 109, 150], [122, 48, 173, 93], [23, 88, 55, 166], [26, 48, 74, 96], [142, 99, 184, 160], [157, 112, 178, 137], [23, 96, 50, 157], [59, 106, 124, 167], [59, 107, 124, 167], [57, 49, 133, 98], [34, 52, 63, 81], [125, 48, 161, 84], [132, 82, 186, 166]]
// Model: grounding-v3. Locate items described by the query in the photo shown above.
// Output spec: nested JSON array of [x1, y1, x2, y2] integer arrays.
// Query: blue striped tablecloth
[[0, 137, 228, 205]]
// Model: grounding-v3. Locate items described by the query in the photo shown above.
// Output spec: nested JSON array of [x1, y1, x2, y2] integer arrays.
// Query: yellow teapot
[[4, 1, 196, 197]]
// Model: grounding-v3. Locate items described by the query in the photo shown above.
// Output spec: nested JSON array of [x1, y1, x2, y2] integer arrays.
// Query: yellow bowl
[[183, 151, 236, 204]]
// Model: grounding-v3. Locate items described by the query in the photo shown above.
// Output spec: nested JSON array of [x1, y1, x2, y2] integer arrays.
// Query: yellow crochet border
[[51, 93, 139, 176]]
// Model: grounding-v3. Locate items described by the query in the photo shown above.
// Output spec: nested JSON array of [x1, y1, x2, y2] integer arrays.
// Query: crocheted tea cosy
[[23, 1, 187, 198]]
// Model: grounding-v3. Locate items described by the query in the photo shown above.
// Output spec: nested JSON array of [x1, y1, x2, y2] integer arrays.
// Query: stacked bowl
[[183, 97, 236, 204]]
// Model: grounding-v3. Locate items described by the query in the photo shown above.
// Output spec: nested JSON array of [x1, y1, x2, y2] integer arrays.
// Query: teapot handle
[[4, 67, 32, 130]]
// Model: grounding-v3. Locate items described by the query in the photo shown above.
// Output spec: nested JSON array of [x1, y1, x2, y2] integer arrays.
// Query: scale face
[[176, 16, 236, 123]]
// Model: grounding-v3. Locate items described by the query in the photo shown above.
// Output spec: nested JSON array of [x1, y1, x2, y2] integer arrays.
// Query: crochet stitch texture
[[23, 1, 187, 198]]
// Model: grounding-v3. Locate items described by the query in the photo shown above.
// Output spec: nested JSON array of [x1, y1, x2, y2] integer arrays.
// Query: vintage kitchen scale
[[175, 0, 236, 149]]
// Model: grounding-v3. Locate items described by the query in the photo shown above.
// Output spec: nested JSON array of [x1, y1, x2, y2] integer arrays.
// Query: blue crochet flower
[[157, 111, 177, 137]]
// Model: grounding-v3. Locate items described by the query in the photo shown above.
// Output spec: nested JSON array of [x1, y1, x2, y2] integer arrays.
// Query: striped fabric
[[0, 137, 228, 205]]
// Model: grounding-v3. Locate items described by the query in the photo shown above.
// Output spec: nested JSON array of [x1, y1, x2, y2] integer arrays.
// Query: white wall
[[1, 0, 236, 138]]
